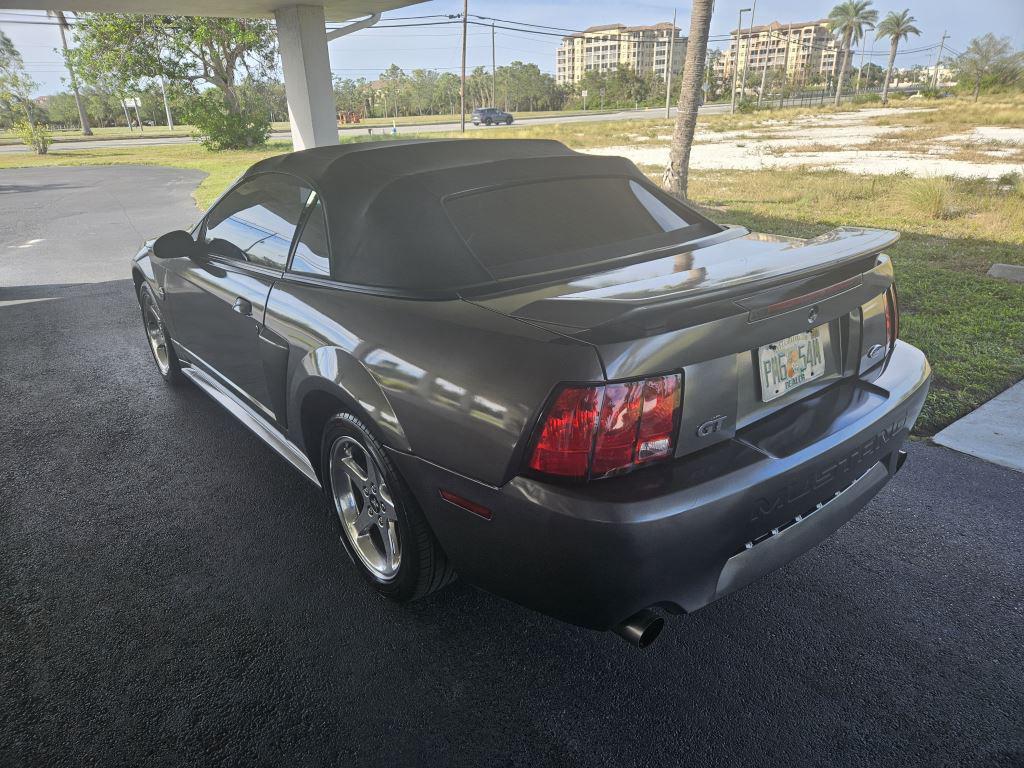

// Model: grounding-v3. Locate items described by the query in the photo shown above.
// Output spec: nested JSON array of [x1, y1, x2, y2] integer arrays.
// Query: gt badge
[[697, 415, 727, 437]]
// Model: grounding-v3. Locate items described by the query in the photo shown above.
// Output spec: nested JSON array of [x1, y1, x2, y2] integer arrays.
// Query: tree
[[952, 34, 1024, 101], [494, 61, 560, 112], [0, 32, 50, 153], [0, 30, 36, 125], [376, 64, 407, 118], [876, 10, 921, 105], [663, 0, 713, 198], [48, 11, 92, 135], [41, 92, 80, 126], [828, 1, 878, 105], [436, 72, 460, 115], [69, 14, 276, 146], [334, 76, 370, 116]]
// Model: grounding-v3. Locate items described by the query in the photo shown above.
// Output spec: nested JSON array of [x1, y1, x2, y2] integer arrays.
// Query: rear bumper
[[390, 341, 931, 630]]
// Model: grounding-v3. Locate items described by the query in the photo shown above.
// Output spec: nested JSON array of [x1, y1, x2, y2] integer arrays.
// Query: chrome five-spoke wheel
[[142, 292, 170, 375], [330, 435, 401, 581]]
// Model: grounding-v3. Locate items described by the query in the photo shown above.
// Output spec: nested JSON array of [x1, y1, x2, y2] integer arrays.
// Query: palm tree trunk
[[881, 41, 897, 105], [833, 32, 852, 107], [663, 0, 714, 199], [973, 78, 980, 102], [54, 12, 92, 135]]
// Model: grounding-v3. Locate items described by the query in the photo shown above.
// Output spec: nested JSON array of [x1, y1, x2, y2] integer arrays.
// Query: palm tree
[[876, 10, 921, 105], [47, 10, 92, 135], [827, 1, 878, 106], [664, 0, 714, 199]]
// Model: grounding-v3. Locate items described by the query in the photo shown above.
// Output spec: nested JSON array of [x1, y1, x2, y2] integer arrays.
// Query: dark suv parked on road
[[472, 107, 513, 126]]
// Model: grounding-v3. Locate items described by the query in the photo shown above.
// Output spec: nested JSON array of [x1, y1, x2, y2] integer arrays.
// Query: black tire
[[138, 283, 184, 385], [321, 412, 455, 601], [484, 117, 492, 125], [505, 117, 513, 125]]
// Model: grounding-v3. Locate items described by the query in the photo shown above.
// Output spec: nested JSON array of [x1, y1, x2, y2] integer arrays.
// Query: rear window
[[444, 176, 718, 281]]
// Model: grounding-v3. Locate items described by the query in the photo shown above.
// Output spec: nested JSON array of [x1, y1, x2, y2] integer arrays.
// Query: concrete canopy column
[[274, 4, 338, 150]]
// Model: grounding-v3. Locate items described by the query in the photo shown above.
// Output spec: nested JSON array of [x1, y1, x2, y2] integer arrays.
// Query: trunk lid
[[468, 226, 899, 458]]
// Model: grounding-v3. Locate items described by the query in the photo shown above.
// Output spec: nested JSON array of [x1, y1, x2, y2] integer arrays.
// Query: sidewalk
[[932, 380, 1024, 473]]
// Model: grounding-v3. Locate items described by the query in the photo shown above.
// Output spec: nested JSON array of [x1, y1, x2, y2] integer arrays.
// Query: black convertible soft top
[[243, 139, 719, 297]]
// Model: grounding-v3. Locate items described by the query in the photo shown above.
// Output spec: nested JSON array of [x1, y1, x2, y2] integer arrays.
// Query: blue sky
[[2, 0, 1022, 95]]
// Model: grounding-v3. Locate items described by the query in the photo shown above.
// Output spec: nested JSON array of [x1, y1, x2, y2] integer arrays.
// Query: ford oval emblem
[[807, 305, 819, 324]]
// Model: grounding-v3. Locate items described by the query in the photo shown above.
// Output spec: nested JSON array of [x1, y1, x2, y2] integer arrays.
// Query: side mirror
[[153, 230, 199, 260]]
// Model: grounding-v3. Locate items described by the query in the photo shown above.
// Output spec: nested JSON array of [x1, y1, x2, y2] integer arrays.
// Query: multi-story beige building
[[715, 19, 851, 84], [555, 22, 687, 86]]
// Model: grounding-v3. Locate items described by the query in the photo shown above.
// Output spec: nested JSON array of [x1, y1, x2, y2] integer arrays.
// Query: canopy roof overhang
[[0, 0, 419, 22], [1, 0, 423, 149]]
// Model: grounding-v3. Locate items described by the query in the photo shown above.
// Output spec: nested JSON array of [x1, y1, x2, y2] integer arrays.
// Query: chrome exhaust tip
[[613, 609, 665, 648]]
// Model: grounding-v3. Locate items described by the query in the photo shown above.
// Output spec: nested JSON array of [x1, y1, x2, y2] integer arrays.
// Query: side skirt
[[181, 364, 321, 489]]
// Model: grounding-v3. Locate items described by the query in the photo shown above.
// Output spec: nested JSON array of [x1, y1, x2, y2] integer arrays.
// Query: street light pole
[[731, 7, 750, 114], [460, 0, 468, 132]]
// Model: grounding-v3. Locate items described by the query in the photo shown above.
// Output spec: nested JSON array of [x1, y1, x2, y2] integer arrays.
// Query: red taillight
[[885, 285, 900, 350], [527, 386, 601, 478], [528, 373, 682, 480], [635, 375, 681, 464], [591, 381, 644, 475]]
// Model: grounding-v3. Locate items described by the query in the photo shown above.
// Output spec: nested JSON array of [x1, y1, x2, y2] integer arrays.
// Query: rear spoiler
[[558, 227, 899, 305], [502, 227, 899, 336]]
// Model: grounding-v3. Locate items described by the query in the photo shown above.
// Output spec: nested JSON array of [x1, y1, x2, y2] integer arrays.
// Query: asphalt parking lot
[[2, 166, 1022, 767]]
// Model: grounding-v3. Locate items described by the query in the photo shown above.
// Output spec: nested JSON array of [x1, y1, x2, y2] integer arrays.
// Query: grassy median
[[2, 107, 1022, 437]]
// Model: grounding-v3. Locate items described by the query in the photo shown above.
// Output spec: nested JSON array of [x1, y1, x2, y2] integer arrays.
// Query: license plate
[[758, 326, 827, 402]]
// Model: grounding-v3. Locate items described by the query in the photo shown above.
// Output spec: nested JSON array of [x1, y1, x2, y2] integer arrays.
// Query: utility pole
[[758, 57, 768, 107], [491, 22, 497, 106], [739, 0, 756, 104], [932, 31, 948, 89], [158, 77, 174, 130], [783, 24, 793, 93], [665, 8, 677, 118], [731, 7, 750, 113], [460, 0, 468, 132]]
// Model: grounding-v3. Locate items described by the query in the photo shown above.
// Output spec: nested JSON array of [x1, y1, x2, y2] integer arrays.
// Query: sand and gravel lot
[[583, 107, 1024, 178]]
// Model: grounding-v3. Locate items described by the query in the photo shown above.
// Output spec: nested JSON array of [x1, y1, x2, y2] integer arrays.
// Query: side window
[[203, 174, 310, 270], [290, 195, 331, 277]]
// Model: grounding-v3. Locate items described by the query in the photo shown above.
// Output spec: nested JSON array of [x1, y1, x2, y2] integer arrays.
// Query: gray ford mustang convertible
[[133, 139, 931, 647]]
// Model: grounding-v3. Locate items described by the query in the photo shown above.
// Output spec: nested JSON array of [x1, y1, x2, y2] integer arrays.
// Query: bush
[[15, 121, 51, 154], [852, 92, 881, 104], [186, 93, 270, 151]]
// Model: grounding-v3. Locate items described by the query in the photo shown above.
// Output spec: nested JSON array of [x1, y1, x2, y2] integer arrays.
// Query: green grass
[[0, 124, 194, 145], [0, 108, 625, 147], [2, 106, 1022, 436], [681, 168, 1024, 435]]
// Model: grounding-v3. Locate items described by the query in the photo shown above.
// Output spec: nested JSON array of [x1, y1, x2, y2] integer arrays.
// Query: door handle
[[232, 297, 253, 316]]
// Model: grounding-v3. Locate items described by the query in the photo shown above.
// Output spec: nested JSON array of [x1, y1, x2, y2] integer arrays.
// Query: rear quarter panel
[[264, 281, 604, 486]]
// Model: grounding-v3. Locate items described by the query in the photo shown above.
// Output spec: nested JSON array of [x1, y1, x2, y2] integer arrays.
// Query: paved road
[[0, 105, 732, 154], [1, 167, 1022, 767]]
